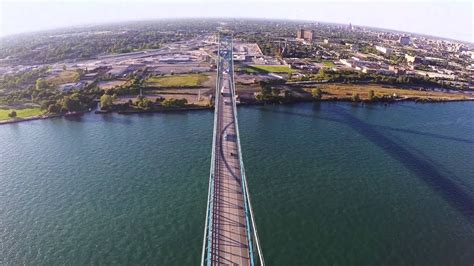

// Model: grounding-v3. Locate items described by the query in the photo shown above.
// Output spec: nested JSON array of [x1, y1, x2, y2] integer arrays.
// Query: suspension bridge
[[201, 33, 265, 266]]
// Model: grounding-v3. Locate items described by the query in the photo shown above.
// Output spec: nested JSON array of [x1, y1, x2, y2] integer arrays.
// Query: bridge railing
[[201, 33, 221, 266], [228, 35, 265, 266]]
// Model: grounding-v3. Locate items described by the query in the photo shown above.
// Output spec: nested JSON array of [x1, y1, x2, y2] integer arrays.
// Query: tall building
[[399, 36, 410, 46], [296, 29, 314, 42]]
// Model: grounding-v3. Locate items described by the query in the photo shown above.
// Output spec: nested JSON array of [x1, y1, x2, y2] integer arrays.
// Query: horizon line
[[1, 17, 472, 45]]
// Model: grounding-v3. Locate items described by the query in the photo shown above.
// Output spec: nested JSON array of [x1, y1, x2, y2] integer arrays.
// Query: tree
[[352, 93, 360, 102], [178, 98, 188, 106], [317, 68, 329, 79], [136, 96, 153, 110], [35, 78, 47, 90], [47, 103, 61, 114], [8, 110, 17, 118], [61, 93, 83, 112], [271, 88, 281, 96], [368, 90, 375, 101], [162, 98, 187, 108], [259, 81, 272, 96], [261, 86, 272, 96], [100, 94, 114, 110], [312, 88, 323, 100]]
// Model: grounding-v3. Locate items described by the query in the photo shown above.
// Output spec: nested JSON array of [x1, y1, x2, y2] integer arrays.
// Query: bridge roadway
[[204, 35, 252, 265], [210, 37, 250, 265]]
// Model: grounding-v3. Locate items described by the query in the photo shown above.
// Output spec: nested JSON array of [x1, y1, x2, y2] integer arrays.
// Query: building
[[389, 65, 406, 75], [362, 66, 376, 74], [375, 46, 392, 55], [58, 81, 87, 92], [339, 59, 355, 68], [296, 29, 314, 42], [348, 23, 355, 31], [399, 36, 410, 46], [83, 72, 98, 80], [345, 43, 359, 51], [106, 65, 136, 78], [405, 54, 422, 64]]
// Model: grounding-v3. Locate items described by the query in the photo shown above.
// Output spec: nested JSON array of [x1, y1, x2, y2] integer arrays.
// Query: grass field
[[98, 80, 128, 90], [0, 108, 44, 121], [308, 84, 474, 101], [46, 70, 80, 86], [145, 74, 209, 87], [322, 61, 335, 68], [243, 65, 295, 74]]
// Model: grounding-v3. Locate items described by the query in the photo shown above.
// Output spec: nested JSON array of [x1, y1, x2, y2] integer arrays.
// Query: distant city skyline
[[0, 0, 472, 43]]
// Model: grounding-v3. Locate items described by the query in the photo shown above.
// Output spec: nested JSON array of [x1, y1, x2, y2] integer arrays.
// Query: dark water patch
[[333, 107, 474, 223], [257, 105, 341, 123], [255, 104, 474, 222], [376, 125, 474, 144]]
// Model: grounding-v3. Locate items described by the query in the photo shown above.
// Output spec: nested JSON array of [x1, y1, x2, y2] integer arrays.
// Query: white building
[[375, 45, 392, 55], [405, 54, 421, 64]]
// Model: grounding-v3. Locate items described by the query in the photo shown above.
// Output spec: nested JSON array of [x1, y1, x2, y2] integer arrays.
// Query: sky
[[0, 0, 472, 42]]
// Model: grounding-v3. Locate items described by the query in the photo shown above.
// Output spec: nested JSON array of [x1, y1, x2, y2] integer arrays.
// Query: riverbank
[[96, 105, 212, 115], [1, 84, 473, 126], [0, 108, 44, 121], [0, 112, 82, 125], [310, 84, 474, 102]]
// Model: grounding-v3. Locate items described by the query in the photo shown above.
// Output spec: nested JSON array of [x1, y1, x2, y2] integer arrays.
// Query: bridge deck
[[208, 37, 251, 265]]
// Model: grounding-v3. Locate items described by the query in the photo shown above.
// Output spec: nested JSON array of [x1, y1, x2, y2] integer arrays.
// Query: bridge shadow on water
[[257, 105, 474, 144], [257, 105, 474, 223], [375, 125, 474, 145]]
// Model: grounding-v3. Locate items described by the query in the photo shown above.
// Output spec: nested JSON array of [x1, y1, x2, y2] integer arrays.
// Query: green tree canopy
[[368, 90, 375, 101], [47, 103, 62, 114], [352, 93, 361, 102], [162, 98, 187, 108], [100, 94, 114, 110], [8, 110, 17, 118], [312, 88, 323, 100], [62, 93, 83, 112], [35, 78, 48, 90]]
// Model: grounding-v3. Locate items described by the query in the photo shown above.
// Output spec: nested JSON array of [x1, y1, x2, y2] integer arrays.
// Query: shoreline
[[1, 97, 473, 126], [0, 112, 79, 125]]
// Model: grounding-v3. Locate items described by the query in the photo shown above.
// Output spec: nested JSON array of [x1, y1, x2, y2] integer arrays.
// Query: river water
[[0, 102, 473, 265]]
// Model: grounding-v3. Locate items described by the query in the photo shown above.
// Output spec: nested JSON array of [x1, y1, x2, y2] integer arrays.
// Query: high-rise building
[[296, 29, 314, 42], [399, 36, 410, 46]]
